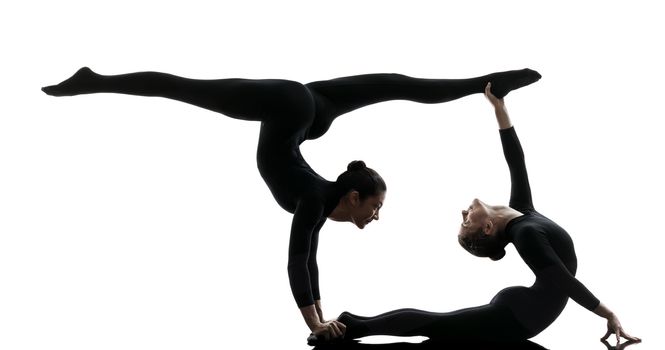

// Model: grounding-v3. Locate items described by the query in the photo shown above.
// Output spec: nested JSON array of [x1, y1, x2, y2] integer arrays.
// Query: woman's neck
[[328, 201, 350, 222], [326, 183, 350, 222], [490, 205, 524, 231]]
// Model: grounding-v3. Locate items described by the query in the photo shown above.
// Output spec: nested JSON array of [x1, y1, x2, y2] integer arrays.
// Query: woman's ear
[[348, 190, 360, 207], [483, 220, 494, 235]]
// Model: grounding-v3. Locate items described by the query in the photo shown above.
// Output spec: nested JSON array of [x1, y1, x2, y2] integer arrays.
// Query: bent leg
[[42, 67, 314, 123], [339, 304, 531, 342]]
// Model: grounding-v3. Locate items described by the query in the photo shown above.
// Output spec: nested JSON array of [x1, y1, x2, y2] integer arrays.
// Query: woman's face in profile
[[458, 198, 490, 238], [350, 192, 385, 229]]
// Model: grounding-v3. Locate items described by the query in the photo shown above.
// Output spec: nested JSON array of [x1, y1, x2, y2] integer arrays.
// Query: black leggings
[[43, 68, 540, 143], [339, 303, 533, 342]]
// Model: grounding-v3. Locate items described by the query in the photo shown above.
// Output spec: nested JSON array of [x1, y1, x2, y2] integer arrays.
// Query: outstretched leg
[[303, 69, 540, 139], [338, 304, 531, 342], [42, 67, 313, 123]]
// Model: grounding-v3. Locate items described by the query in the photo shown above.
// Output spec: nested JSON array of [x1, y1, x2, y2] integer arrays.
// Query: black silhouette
[[323, 84, 640, 345], [42, 68, 541, 338]]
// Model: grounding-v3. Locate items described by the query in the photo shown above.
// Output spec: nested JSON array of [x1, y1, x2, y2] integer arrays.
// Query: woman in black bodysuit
[[42, 68, 541, 340], [335, 83, 640, 345]]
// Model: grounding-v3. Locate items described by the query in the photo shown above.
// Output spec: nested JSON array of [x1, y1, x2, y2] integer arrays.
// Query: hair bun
[[347, 160, 367, 171]]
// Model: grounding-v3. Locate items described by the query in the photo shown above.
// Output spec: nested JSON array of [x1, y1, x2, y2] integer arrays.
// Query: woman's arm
[[485, 82, 512, 129], [514, 229, 600, 308], [288, 199, 345, 339], [514, 230, 640, 342], [306, 221, 324, 321], [484, 83, 534, 211], [305, 223, 341, 325]]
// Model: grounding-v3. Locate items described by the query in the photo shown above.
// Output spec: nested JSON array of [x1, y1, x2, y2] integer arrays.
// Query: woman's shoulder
[[293, 194, 327, 215]]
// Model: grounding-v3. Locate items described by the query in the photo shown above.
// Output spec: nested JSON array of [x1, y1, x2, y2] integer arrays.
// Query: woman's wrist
[[494, 106, 512, 129], [306, 318, 324, 331], [593, 302, 615, 319], [301, 304, 324, 330], [315, 299, 325, 322]]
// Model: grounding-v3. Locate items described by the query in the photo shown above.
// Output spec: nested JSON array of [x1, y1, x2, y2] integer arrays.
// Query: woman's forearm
[[593, 302, 615, 319], [300, 304, 323, 331], [315, 300, 325, 322], [495, 104, 513, 130]]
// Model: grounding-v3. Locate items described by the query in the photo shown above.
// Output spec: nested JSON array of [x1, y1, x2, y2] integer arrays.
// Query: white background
[[1, 1, 663, 349]]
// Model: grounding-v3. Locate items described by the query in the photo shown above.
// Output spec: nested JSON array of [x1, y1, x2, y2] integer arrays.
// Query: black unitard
[[339, 127, 600, 341], [43, 68, 540, 308]]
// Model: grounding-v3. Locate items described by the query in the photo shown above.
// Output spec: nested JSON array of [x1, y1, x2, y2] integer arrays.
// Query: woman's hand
[[484, 82, 512, 129], [484, 82, 505, 109], [594, 303, 641, 344], [312, 320, 346, 341], [301, 303, 345, 340], [601, 314, 641, 344]]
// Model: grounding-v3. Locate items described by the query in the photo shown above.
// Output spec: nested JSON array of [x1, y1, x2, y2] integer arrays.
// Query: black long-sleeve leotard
[[492, 126, 600, 334], [260, 74, 537, 307], [43, 68, 541, 308], [338, 126, 599, 341]]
